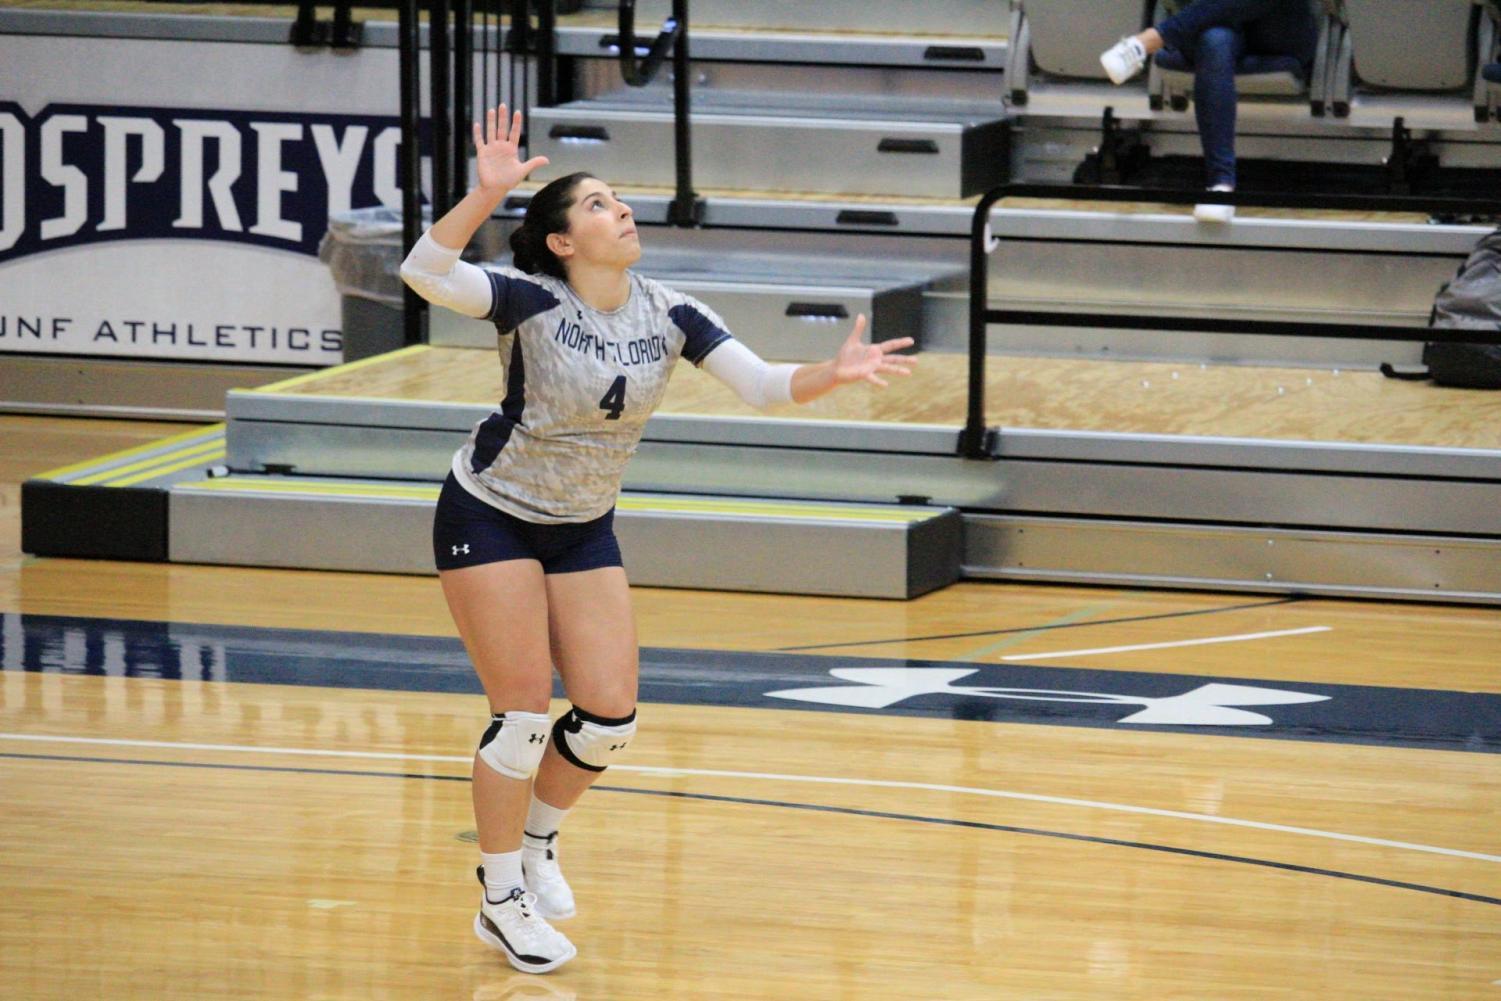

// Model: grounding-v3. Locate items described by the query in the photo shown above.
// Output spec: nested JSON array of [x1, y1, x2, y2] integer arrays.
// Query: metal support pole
[[454, 0, 473, 196], [289, 0, 324, 46], [508, 0, 529, 113], [961, 189, 1001, 460], [538, 0, 558, 108], [430, 0, 454, 218], [399, 0, 427, 346], [666, 0, 702, 227], [331, 0, 363, 49]]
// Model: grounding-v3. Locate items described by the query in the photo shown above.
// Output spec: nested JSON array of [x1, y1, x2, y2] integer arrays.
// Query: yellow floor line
[[239, 390, 479, 407], [174, 479, 938, 521], [177, 480, 438, 500], [106, 450, 228, 488], [72, 439, 226, 487], [619, 498, 932, 522], [34, 424, 225, 481]]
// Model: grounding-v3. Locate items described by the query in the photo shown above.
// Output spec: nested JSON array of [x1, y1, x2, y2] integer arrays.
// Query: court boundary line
[[997, 626, 1333, 661], [2, 731, 1496, 865], [776, 597, 1306, 652], [2, 749, 1496, 909]]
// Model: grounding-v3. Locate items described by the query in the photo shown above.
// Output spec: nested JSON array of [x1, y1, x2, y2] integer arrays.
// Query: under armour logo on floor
[[452, 544, 470, 555], [766, 668, 1330, 726]]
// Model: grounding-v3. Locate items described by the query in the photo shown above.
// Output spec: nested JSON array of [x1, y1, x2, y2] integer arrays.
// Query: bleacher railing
[[963, 183, 1501, 459], [613, 0, 703, 225], [398, 0, 558, 345], [397, 1, 698, 343]]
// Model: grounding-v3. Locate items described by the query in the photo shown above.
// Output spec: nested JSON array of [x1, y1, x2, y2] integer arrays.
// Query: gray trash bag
[[1424, 229, 1501, 389], [1431, 229, 1501, 329], [318, 206, 411, 308], [1382, 229, 1501, 388]]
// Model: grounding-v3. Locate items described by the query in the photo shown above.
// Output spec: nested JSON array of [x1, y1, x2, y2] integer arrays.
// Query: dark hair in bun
[[508, 171, 595, 280]]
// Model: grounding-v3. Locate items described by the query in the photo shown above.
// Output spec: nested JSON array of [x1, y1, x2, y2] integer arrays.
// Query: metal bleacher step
[[529, 96, 1011, 199], [22, 425, 963, 599], [20, 356, 1501, 604], [430, 243, 956, 360], [171, 476, 961, 598]]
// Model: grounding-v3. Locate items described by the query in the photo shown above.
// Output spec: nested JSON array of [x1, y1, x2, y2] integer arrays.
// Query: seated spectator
[[1100, 0, 1319, 222]]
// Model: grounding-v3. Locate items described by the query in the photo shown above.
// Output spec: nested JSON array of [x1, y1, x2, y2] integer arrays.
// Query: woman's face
[[548, 178, 640, 272]]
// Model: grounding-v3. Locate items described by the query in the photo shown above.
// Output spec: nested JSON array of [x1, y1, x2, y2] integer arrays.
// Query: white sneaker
[[523, 832, 577, 920], [1194, 184, 1236, 223], [475, 887, 577, 974], [1100, 36, 1148, 84]]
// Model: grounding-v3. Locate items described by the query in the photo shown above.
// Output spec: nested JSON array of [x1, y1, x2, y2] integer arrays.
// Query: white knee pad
[[477, 710, 552, 779], [551, 706, 637, 772]]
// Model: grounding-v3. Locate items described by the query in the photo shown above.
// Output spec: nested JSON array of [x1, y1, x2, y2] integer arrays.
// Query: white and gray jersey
[[400, 231, 799, 524]]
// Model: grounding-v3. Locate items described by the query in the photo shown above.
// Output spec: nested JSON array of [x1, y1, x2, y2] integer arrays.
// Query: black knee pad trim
[[570, 706, 637, 727], [477, 713, 503, 752], [551, 712, 606, 772], [550, 706, 636, 772]]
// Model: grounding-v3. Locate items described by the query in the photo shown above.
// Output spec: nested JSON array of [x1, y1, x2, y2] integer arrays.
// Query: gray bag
[[1382, 229, 1501, 389], [1431, 229, 1501, 330]]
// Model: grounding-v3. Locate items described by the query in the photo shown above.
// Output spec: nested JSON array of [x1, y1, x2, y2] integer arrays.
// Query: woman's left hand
[[832, 314, 917, 388]]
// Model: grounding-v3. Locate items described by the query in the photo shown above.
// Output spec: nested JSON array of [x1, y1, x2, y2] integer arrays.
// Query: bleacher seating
[[1147, 0, 1336, 116], [1007, 0, 1150, 106], [1008, 0, 1501, 122], [1479, 1, 1501, 118], [1328, 0, 1496, 123]]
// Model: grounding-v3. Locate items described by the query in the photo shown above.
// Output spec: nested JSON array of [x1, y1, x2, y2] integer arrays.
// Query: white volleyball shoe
[[522, 831, 577, 920], [475, 885, 578, 975]]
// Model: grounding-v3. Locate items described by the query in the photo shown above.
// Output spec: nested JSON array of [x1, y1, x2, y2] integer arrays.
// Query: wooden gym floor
[[1, 414, 1498, 1000]]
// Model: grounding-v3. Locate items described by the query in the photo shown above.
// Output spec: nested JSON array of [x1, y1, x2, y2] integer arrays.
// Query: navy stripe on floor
[[3, 611, 1497, 753]]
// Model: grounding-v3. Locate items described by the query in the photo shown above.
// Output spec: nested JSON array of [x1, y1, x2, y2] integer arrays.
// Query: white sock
[[524, 795, 570, 849], [481, 849, 524, 902]]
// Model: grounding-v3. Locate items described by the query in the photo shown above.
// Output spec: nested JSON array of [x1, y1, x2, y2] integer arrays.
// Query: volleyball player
[[400, 105, 916, 974]]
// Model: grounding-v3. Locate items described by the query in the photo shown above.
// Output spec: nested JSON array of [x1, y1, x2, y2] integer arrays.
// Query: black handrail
[[962, 183, 1501, 459], [616, 0, 679, 87], [614, 0, 701, 226]]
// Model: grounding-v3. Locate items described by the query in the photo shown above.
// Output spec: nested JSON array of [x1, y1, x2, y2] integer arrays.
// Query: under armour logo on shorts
[[452, 544, 470, 555]]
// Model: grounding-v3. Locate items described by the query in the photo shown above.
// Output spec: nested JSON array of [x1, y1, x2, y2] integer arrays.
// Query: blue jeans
[[1157, 0, 1319, 187]]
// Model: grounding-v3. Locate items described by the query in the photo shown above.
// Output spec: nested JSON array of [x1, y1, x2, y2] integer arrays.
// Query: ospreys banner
[[0, 24, 447, 366]]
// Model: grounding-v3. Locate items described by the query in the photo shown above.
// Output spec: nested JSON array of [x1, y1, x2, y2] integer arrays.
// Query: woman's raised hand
[[473, 104, 550, 192], [832, 314, 917, 389]]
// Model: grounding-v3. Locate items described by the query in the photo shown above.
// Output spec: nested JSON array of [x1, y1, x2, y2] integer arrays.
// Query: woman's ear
[[545, 231, 572, 261]]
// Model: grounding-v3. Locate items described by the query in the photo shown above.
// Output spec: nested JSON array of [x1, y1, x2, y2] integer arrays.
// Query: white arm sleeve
[[699, 338, 799, 410], [398, 230, 495, 319]]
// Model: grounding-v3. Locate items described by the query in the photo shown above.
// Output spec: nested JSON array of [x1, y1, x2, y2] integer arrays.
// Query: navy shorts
[[433, 473, 623, 574]]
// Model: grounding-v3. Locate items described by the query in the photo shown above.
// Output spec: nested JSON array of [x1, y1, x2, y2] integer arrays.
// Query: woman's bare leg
[[440, 559, 555, 853], [534, 565, 639, 809]]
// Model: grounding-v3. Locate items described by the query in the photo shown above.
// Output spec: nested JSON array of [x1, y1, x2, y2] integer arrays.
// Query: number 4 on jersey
[[599, 375, 627, 420]]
